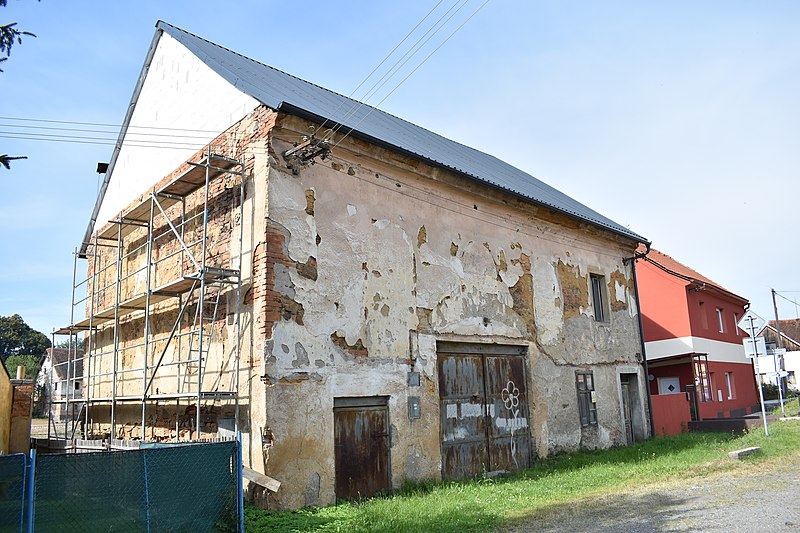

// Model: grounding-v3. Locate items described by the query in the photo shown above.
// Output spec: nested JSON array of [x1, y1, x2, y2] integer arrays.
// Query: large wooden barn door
[[438, 343, 531, 480]]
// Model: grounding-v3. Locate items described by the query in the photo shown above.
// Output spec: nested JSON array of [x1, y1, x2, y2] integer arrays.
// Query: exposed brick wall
[[76, 106, 277, 437]]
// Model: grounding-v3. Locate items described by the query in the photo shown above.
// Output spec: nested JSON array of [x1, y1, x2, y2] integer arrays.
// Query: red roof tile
[[637, 244, 747, 303]]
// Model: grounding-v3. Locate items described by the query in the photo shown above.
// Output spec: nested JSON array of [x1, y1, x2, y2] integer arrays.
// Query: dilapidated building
[[57, 21, 650, 508]]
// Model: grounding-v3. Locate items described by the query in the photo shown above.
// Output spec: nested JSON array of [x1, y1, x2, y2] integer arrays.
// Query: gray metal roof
[[156, 21, 645, 243]]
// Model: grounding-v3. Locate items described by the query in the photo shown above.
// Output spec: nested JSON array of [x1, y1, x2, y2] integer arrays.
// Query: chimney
[[16, 365, 25, 380]]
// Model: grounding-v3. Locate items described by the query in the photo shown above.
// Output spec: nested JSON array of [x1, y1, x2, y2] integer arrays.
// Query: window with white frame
[[716, 308, 724, 333], [725, 372, 735, 399]]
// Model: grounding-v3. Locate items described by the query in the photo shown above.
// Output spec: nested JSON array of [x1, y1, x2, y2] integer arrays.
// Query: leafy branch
[[0, 20, 35, 71], [1, 0, 37, 170]]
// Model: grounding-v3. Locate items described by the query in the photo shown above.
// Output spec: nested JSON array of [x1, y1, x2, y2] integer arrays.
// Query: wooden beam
[[242, 466, 281, 493]]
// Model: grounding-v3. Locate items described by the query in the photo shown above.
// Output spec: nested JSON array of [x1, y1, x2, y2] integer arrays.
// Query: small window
[[733, 313, 740, 335], [590, 274, 606, 322], [576, 371, 597, 426], [716, 308, 724, 333], [699, 301, 708, 329], [725, 372, 735, 399]]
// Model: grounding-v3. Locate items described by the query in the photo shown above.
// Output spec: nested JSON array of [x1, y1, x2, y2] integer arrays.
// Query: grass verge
[[245, 420, 800, 533], [767, 396, 799, 416]]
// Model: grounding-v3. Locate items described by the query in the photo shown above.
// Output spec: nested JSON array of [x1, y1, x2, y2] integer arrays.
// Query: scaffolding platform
[[97, 154, 241, 241], [51, 150, 244, 442]]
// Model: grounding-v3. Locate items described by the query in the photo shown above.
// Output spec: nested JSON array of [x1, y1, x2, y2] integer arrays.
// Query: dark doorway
[[333, 396, 391, 501], [685, 384, 700, 421], [620, 373, 645, 444], [438, 343, 532, 480]]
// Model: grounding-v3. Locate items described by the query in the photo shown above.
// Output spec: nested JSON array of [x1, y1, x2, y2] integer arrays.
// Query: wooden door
[[438, 343, 531, 480], [333, 397, 391, 501]]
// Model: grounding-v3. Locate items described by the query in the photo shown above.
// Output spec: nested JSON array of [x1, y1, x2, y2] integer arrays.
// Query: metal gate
[[438, 343, 532, 479], [333, 397, 391, 501]]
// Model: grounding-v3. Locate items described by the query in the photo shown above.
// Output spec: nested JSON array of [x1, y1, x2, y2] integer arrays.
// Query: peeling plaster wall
[[261, 114, 647, 508], [81, 103, 646, 510]]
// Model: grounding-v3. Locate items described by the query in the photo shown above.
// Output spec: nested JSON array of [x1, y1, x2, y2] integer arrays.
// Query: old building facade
[[62, 22, 650, 508]]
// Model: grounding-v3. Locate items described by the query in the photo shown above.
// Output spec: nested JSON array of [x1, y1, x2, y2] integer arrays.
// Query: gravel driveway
[[504, 459, 800, 532]]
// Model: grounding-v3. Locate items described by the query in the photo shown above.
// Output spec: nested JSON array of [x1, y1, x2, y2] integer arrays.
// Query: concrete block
[[728, 447, 761, 460]]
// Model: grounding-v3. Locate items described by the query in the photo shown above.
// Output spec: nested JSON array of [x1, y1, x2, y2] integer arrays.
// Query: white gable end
[[94, 32, 260, 232]]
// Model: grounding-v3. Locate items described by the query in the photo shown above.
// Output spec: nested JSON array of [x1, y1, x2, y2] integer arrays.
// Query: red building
[[635, 247, 759, 435]]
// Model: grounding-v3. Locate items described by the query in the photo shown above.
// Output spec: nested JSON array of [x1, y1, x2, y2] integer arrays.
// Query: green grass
[[245, 421, 800, 533], [767, 396, 799, 416]]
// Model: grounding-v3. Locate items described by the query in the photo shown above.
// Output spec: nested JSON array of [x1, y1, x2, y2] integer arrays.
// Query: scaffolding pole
[[53, 150, 245, 445]]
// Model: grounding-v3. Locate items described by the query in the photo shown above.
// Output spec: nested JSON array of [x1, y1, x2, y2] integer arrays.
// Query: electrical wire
[[0, 115, 223, 133], [323, 150, 634, 260], [333, 0, 491, 149], [315, 0, 447, 135], [324, 0, 471, 142], [775, 292, 800, 313], [0, 122, 221, 140]]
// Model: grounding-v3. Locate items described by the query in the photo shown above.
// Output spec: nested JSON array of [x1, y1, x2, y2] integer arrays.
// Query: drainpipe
[[624, 243, 656, 438]]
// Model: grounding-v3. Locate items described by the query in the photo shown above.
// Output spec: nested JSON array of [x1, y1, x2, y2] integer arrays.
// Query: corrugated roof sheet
[[158, 21, 646, 243]]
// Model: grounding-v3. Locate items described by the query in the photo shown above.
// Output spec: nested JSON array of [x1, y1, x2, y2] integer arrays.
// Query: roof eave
[[278, 102, 648, 247]]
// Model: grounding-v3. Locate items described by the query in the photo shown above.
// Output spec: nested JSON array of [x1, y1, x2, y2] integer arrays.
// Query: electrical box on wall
[[408, 396, 421, 420], [407, 371, 420, 387]]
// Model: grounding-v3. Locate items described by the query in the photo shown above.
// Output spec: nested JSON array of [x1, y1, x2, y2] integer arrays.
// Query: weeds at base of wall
[[244, 421, 800, 533]]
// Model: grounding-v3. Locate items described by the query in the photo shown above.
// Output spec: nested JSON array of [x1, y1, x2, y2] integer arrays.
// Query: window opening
[[590, 274, 606, 322], [576, 371, 597, 426]]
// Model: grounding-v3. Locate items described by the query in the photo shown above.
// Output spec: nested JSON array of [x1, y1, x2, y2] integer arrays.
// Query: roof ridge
[[156, 21, 450, 138]]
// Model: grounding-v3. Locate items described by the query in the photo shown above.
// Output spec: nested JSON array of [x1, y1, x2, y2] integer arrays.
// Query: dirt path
[[503, 459, 800, 532]]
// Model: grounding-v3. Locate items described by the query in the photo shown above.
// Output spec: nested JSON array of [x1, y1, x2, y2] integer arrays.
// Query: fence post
[[237, 432, 244, 533], [143, 450, 152, 533], [25, 449, 36, 533]]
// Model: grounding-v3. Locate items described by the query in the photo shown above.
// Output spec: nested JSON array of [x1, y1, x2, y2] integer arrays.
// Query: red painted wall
[[651, 394, 691, 436], [699, 361, 759, 418], [636, 260, 692, 342], [648, 360, 758, 420], [685, 289, 747, 344]]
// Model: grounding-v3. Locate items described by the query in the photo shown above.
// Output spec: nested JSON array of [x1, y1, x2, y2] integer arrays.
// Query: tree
[[0, 314, 50, 362], [5, 353, 41, 380], [1, 0, 36, 170]]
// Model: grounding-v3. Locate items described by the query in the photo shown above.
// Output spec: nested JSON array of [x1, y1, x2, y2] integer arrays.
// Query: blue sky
[[2, 0, 799, 335]]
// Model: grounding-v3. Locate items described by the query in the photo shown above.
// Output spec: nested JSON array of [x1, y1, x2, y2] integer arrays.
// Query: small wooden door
[[333, 397, 391, 501], [621, 379, 634, 444]]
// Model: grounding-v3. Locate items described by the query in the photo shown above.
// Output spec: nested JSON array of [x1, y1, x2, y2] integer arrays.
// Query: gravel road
[[504, 458, 800, 532]]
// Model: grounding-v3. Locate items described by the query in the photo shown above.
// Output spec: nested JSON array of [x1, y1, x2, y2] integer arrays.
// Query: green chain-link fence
[[0, 439, 242, 532], [0, 453, 27, 532]]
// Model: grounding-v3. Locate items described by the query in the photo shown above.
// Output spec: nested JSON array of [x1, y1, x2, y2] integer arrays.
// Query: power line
[[324, 0, 474, 142], [316, 0, 447, 134], [0, 130, 210, 147], [0, 122, 220, 140], [0, 115, 223, 133], [334, 0, 491, 149]]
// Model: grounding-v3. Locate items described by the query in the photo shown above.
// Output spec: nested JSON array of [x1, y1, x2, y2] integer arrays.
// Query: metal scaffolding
[[52, 151, 244, 443]]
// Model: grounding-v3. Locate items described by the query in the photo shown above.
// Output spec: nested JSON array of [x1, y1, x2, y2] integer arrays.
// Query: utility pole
[[771, 289, 787, 408]]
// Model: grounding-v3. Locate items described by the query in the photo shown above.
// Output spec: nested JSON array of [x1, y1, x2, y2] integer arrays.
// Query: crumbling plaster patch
[[261, 123, 645, 507]]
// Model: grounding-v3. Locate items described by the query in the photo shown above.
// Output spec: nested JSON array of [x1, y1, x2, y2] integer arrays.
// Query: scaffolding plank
[[69, 276, 200, 330], [160, 154, 240, 198], [54, 324, 93, 335]]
